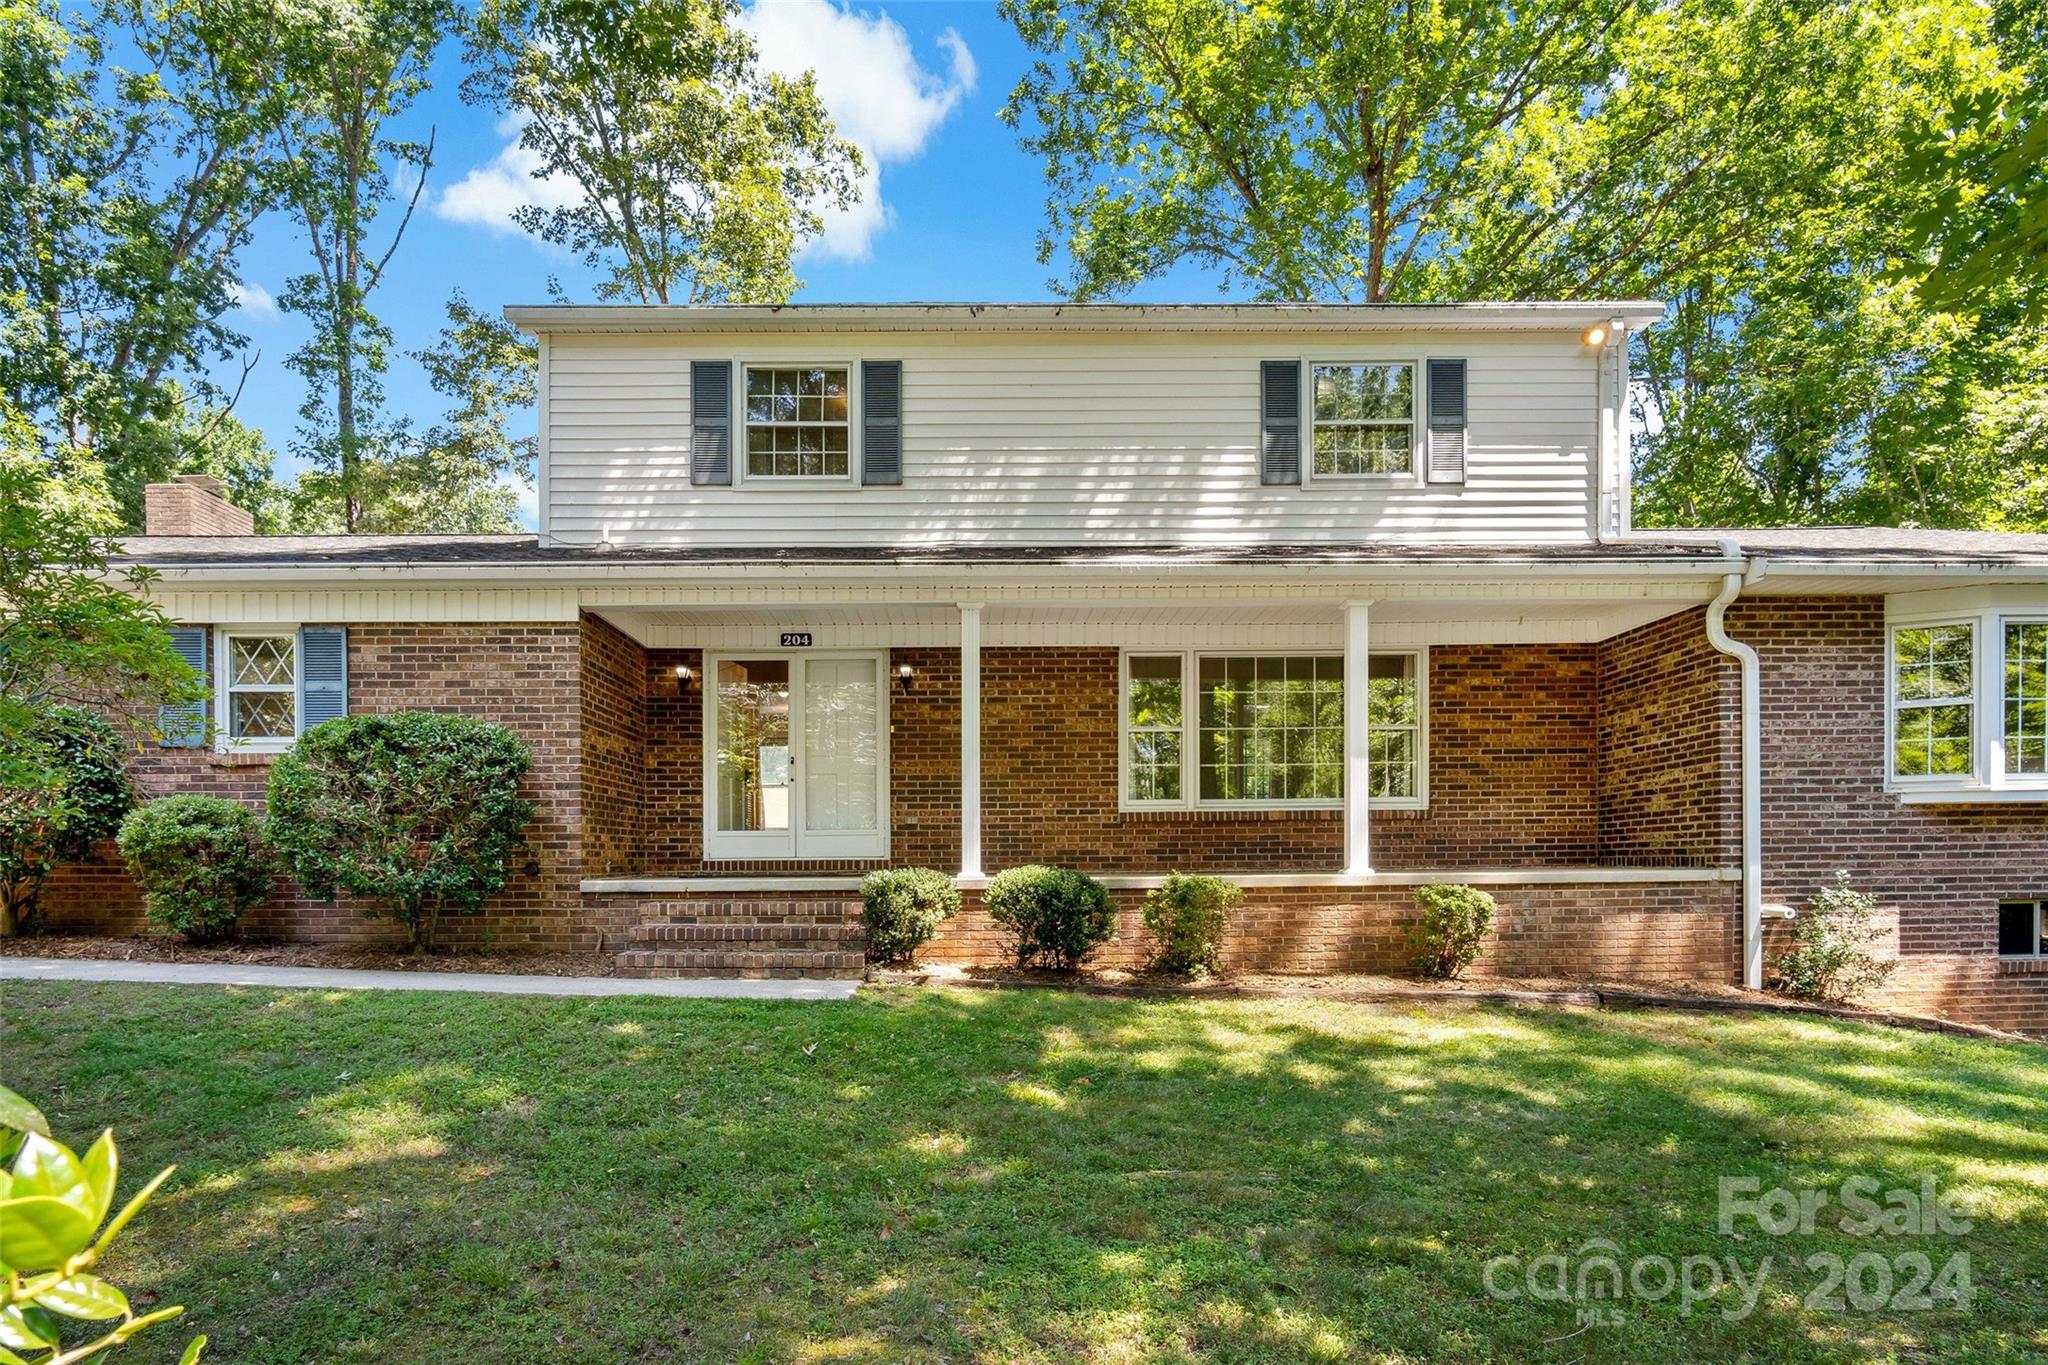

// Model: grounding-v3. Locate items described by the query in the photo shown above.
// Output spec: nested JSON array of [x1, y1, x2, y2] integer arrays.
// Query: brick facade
[[42, 624, 590, 951], [1734, 598, 2048, 1032], [1596, 607, 1738, 866], [617, 644, 1613, 874], [29, 596, 2048, 1033]]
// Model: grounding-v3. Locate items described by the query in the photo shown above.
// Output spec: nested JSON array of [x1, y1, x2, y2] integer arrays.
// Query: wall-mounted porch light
[[674, 663, 696, 692], [895, 662, 915, 692], [1582, 317, 1623, 348]]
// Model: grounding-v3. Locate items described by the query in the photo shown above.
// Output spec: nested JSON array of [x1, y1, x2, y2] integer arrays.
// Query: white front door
[[704, 653, 888, 860]]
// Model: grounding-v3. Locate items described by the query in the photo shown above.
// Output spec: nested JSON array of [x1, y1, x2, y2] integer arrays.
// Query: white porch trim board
[[581, 867, 1740, 895], [958, 601, 984, 880], [1343, 599, 1372, 876]]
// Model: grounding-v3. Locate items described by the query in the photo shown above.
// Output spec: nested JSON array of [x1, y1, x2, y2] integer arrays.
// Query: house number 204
[[780, 632, 813, 648]]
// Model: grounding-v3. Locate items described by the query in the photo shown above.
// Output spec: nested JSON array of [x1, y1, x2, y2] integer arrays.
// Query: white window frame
[[2001, 615, 2048, 782], [1885, 598, 2048, 800], [214, 624, 300, 754], [734, 358, 861, 487], [1999, 899, 2047, 960], [1116, 647, 1429, 813], [1302, 356, 1425, 487]]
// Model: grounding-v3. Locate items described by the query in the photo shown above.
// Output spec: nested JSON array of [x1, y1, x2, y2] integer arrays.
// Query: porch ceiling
[[594, 595, 1695, 650]]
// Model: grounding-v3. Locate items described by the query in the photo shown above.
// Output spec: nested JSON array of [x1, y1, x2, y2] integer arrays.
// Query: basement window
[[1999, 900, 2046, 958]]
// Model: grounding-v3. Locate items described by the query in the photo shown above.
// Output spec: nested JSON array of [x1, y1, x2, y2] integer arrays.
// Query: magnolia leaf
[[79, 1128, 117, 1225], [0, 1304, 53, 1352], [35, 1271, 130, 1321], [179, 1333, 209, 1363], [0, 1194, 98, 1270], [0, 1343, 28, 1364], [0, 1085, 48, 1138], [10, 1132, 96, 1221]]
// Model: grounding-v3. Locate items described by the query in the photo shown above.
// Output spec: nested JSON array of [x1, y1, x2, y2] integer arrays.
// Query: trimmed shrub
[[117, 795, 272, 942], [861, 867, 961, 964], [1141, 873, 1242, 976], [0, 707, 130, 936], [1408, 883, 1496, 980], [984, 865, 1116, 969], [266, 711, 534, 950], [1772, 873, 1896, 1003]]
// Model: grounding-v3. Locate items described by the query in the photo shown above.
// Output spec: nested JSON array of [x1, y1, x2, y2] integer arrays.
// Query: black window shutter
[[159, 625, 207, 747], [1260, 360, 1301, 485], [1426, 358, 1468, 483], [297, 627, 348, 733], [691, 360, 732, 486], [862, 360, 902, 485]]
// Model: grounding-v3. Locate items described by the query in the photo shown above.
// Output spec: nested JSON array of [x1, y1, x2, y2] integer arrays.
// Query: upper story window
[[1888, 602, 2048, 797], [1120, 650, 1426, 811], [744, 365, 849, 479], [1311, 362, 1415, 477]]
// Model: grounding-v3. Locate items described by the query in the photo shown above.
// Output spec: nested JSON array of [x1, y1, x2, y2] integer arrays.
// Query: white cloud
[[226, 280, 279, 322], [741, 2, 977, 261], [436, 4, 975, 263], [435, 135, 579, 235]]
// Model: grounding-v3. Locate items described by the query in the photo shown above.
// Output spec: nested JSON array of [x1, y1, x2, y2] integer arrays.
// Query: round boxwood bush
[[984, 864, 1115, 969], [1407, 882, 1497, 980], [1141, 872, 1243, 976], [266, 711, 534, 950], [861, 867, 961, 965], [117, 794, 272, 942]]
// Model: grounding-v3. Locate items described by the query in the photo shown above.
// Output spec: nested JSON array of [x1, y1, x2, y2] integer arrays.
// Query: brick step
[[615, 947, 866, 980], [631, 920, 864, 946], [635, 898, 864, 926]]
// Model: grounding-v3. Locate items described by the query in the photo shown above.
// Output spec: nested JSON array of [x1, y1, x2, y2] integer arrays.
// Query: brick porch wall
[[1596, 607, 1738, 866], [915, 880, 1739, 980], [40, 624, 591, 950], [580, 613, 647, 879], [1735, 597, 2048, 1032], [627, 643, 1611, 874]]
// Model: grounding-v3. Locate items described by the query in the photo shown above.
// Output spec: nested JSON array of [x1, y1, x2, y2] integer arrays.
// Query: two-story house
[[46, 303, 2048, 1032]]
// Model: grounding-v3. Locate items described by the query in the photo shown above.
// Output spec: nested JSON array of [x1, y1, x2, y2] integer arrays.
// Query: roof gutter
[[1704, 539, 1766, 989]]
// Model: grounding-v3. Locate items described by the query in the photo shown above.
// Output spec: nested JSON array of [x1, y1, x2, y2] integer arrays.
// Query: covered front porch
[[568, 556, 1751, 978]]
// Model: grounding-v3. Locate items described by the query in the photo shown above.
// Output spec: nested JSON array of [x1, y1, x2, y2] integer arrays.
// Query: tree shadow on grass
[[2, 982, 2044, 1363]]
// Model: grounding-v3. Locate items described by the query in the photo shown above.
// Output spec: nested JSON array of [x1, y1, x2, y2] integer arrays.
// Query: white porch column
[[1343, 599, 1373, 876], [958, 602, 984, 880]]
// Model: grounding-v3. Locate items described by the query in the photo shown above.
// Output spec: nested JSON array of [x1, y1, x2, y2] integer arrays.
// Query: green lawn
[[2, 984, 2044, 1363]]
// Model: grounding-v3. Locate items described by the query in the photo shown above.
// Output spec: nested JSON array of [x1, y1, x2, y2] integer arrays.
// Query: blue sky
[[219, 0, 1232, 519]]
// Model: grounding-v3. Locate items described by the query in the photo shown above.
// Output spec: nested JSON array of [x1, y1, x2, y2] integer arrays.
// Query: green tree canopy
[[460, 0, 863, 303], [1003, 0, 2048, 530]]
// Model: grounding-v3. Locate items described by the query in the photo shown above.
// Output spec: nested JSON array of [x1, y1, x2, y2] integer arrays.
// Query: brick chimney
[[142, 474, 254, 536]]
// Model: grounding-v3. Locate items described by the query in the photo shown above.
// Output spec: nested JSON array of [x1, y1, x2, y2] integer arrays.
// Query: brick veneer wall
[[41, 624, 590, 950], [579, 613, 647, 878], [622, 643, 1609, 874], [1734, 597, 2048, 1032], [1595, 607, 1738, 866]]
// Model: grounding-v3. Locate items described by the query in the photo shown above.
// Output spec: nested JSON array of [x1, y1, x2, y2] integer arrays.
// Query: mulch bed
[[0, 934, 618, 978]]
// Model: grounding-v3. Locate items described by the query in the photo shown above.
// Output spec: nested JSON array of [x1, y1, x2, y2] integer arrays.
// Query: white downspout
[[1703, 538, 1765, 988]]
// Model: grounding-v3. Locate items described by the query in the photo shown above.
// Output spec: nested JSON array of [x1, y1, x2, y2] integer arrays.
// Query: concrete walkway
[[0, 957, 860, 1001]]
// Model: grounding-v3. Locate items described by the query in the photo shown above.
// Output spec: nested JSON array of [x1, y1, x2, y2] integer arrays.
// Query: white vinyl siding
[[542, 329, 1601, 546]]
